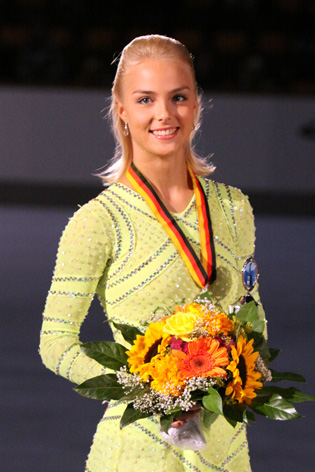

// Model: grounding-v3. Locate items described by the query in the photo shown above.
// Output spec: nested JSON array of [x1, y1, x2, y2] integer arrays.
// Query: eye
[[173, 94, 187, 102], [138, 97, 152, 104]]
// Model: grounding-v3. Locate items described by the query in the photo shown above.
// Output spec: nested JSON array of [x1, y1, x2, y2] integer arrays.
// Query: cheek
[[179, 106, 195, 122], [130, 112, 150, 130]]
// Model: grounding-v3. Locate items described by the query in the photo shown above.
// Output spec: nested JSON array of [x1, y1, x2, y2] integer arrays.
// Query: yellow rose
[[163, 312, 199, 341]]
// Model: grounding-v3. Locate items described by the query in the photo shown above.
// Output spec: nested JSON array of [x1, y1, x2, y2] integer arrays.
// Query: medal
[[126, 162, 216, 288], [241, 256, 259, 304], [242, 256, 259, 301], [229, 256, 259, 314]]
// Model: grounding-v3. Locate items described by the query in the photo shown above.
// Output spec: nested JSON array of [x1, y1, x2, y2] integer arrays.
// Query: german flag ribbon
[[126, 162, 216, 288]]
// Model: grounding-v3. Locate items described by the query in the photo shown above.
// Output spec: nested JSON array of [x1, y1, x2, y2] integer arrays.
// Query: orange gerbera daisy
[[172, 337, 229, 379], [225, 335, 263, 404]]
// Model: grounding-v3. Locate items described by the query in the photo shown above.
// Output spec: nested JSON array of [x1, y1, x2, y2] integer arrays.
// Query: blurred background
[[1, 0, 315, 93], [1, 1, 315, 471]]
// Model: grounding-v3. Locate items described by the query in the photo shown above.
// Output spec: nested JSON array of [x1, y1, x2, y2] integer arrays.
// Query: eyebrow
[[132, 86, 191, 95]]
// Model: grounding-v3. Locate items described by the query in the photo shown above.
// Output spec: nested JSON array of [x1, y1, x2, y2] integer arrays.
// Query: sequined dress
[[40, 178, 261, 472]]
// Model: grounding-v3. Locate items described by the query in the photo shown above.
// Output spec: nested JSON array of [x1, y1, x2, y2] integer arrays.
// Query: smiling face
[[118, 58, 198, 166]]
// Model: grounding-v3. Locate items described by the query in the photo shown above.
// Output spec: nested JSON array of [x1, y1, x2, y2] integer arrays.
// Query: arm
[[39, 199, 115, 384]]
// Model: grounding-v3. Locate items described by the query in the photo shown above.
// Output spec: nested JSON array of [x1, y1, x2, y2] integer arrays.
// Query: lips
[[150, 127, 179, 137]]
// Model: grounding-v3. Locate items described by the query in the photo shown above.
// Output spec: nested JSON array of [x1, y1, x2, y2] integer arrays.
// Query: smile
[[150, 127, 179, 138]]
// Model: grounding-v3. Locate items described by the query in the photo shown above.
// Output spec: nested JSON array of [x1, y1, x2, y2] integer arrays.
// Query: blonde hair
[[99, 34, 214, 185]]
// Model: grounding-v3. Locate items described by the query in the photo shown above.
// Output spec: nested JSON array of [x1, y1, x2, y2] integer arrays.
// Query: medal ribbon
[[126, 162, 216, 287]]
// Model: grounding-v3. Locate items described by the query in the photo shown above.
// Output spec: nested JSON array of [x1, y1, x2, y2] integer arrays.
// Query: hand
[[171, 404, 202, 428]]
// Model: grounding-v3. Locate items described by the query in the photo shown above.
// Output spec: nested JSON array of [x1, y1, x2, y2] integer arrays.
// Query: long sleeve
[[39, 199, 115, 384]]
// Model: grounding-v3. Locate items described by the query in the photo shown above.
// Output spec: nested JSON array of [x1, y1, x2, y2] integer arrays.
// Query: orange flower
[[150, 354, 185, 396], [203, 312, 234, 337], [172, 337, 229, 379]]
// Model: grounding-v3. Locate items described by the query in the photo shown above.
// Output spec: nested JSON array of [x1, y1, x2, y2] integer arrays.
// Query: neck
[[133, 156, 191, 196], [120, 155, 195, 213]]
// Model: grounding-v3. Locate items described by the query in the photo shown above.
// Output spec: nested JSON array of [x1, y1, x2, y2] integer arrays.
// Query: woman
[[40, 35, 261, 472]]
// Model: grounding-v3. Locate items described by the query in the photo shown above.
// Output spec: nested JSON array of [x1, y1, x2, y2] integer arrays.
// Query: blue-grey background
[[1, 85, 314, 471], [1, 87, 314, 194]]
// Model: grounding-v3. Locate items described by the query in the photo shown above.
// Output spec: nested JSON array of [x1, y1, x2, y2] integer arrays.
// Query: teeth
[[152, 128, 177, 136]]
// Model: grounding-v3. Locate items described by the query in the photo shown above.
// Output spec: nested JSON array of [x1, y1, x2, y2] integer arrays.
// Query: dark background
[[1, 0, 315, 94], [1, 1, 315, 471]]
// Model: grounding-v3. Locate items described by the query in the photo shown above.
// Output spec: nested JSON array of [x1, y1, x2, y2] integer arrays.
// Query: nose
[[155, 98, 171, 121]]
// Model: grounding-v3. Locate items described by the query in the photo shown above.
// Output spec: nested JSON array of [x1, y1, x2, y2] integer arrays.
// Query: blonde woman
[[40, 35, 261, 471]]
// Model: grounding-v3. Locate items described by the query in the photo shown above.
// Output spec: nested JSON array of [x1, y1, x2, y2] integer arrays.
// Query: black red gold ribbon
[[126, 162, 216, 288]]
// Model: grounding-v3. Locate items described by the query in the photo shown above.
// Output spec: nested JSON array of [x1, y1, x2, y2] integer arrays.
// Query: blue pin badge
[[241, 256, 259, 303], [229, 256, 260, 313], [242, 256, 259, 292]]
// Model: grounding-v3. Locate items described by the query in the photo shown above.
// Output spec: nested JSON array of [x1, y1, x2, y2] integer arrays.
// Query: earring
[[123, 121, 129, 136]]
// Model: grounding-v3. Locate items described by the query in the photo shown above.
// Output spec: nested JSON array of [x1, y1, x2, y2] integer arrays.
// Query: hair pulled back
[[100, 34, 214, 184]]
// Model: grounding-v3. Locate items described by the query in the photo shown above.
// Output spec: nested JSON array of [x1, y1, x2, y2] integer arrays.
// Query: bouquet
[[75, 294, 314, 449]]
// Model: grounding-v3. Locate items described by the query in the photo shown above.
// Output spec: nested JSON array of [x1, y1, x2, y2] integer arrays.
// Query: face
[[118, 58, 198, 164]]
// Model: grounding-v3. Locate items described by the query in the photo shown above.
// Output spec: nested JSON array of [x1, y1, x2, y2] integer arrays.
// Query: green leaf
[[74, 374, 125, 400], [251, 394, 273, 407], [190, 389, 207, 402], [202, 387, 223, 416], [251, 320, 265, 334], [112, 322, 143, 345], [254, 394, 301, 420], [247, 331, 263, 345], [160, 413, 176, 433], [82, 341, 128, 371], [223, 403, 246, 426], [119, 385, 149, 403], [201, 409, 218, 429], [166, 408, 181, 415], [257, 304, 267, 322], [268, 348, 282, 362], [244, 410, 255, 423], [270, 369, 306, 383], [254, 337, 270, 360], [259, 386, 315, 403], [196, 291, 213, 303], [235, 301, 258, 322], [224, 416, 237, 428], [120, 403, 152, 429]]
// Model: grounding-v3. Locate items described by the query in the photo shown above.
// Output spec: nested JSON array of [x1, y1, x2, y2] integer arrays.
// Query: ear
[[193, 98, 199, 123], [118, 102, 127, 122], [193, 98, 198, 113]]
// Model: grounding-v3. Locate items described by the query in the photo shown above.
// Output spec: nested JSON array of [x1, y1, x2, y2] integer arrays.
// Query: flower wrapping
[[74, 293, 315, 449]]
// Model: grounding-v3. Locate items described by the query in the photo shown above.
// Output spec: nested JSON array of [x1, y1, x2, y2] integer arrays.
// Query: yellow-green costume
[[40, 178, 261, 472]]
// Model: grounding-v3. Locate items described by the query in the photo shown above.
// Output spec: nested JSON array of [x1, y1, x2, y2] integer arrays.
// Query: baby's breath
[[193, 296, 216, 311], [255, 354, 272, 382], [116, 366, 146, 390], [190, 318, 209, 339], [124, 374, 220, 415]]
